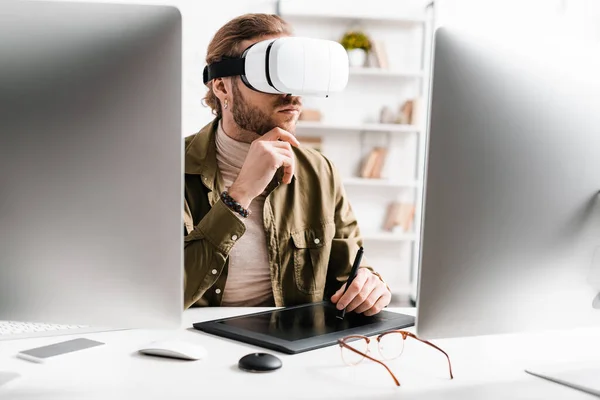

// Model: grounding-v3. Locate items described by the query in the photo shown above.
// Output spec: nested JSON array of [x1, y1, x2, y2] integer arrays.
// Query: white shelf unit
[[278, 13, 427, 26], [277, 0, 427, 26], [349, 67, 425, 79], [296, 121, 419, 134], [278, 0, 435, 300]]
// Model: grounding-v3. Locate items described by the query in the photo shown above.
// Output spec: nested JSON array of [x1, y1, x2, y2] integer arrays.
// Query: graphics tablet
[[192, 301, 415, 354]]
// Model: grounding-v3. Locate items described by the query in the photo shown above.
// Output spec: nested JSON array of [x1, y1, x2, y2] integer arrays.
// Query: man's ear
[[211, 77, 229, 100]]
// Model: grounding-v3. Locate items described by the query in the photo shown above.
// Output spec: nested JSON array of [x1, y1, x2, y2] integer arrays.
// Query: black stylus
[[337, 246, 364, 320]]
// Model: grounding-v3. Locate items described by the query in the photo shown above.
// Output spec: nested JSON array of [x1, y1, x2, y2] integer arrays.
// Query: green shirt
[[183, 118, 384, 309]]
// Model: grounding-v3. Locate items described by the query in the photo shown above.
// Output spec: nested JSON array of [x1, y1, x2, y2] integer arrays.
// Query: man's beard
[[231, 82, 301, 136]]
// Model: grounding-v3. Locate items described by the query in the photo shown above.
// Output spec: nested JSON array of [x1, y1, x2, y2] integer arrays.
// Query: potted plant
[[340, 30, 371, 67]]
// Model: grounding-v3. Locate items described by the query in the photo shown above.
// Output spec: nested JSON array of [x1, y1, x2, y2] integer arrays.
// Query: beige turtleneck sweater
[[215, 121, 274, 307]]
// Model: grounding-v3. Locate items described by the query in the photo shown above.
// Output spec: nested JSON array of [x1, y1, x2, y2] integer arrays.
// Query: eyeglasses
[[337, 330, 454, 386]]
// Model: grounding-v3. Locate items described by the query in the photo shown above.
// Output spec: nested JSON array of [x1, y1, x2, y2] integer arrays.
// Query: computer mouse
[[238, 352, 282, 372], [138, 339, 207, 361]]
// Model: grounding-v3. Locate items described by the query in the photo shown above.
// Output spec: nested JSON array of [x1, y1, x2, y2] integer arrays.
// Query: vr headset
[[203, 37, 349, 97]]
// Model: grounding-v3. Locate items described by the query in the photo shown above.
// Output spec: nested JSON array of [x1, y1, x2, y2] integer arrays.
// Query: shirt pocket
[[290, 222, 335, 295]]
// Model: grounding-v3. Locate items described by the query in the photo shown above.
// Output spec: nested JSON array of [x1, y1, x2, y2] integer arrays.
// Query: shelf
[[362, 232, 417, 242], [343, 178, 420, 188], [277, 0, 426, 26], [280, 13, 427, 25], [296, 121, 419, 133], [349, 67, 424, 79], [392, 284, 413, 298]]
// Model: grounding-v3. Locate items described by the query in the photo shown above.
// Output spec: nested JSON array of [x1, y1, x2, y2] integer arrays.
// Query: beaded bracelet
[[220, 191, 250, 218]]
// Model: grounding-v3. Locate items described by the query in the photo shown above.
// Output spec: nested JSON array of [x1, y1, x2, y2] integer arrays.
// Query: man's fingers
[[282, 164, 294, 184], [354, 286, 386, 314], [270, 141, 293, 150], [272, 147, 294, 160], [344, 279, 378, 312], [275, 153, 295, 184], [364, 291, 392, 316], [331, 284, 346, 303], [267, 143, 296, 184], [336, 271, 369, 310], [259, 127, 300, 147]]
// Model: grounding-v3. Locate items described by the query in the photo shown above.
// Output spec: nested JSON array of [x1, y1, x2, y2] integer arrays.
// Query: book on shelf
[[378, 97, 423, 126], [371, 147, 387, 179], [396, 97, 423, 125], [360, 147, 387, 179], [411, 96, 423, 125], [360, 149, 378, 178], [383, 201, 416, 232], [299, 108, 322, 122], [401, 100, 414, 125], [296, 136, 322, 152], [369, 39, 389, 69]]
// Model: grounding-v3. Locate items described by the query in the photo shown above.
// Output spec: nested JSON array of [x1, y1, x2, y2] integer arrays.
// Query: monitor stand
[[525, 289, 600, 397], [0, 371, 20, 387], [525, 361, 600, 397]]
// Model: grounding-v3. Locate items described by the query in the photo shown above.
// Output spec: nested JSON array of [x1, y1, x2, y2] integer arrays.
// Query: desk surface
[[1, 307, 599, 400]]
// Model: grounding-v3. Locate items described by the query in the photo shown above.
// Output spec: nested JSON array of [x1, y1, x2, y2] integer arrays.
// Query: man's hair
[[203, 13, 293, 118]]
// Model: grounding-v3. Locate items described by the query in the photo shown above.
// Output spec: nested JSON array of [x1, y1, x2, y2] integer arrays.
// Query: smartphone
[[16, 338, 104, 363]]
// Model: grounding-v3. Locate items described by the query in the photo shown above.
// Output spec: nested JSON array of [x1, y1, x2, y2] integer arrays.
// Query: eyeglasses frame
[[337, 330, 454, 386]]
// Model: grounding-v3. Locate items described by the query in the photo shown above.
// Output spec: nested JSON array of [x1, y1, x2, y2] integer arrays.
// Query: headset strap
[[203, 58, 245, 84]]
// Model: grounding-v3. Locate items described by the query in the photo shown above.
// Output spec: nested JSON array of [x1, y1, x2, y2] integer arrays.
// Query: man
[[183, 13, 392, 316]]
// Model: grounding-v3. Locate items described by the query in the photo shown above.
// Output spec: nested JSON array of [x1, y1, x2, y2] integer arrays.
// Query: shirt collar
[[184, 118, 296, 189]]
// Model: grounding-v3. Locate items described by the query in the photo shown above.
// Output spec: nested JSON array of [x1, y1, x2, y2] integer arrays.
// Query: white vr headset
[[203, 37, 349, 97]]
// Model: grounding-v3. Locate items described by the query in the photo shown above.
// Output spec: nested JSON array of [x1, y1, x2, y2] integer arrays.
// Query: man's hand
[[330, 268, 391, 316], [228, 127, 300, 208]]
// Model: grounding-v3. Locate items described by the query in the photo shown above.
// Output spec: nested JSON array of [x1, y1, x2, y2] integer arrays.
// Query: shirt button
[[215, 288, 221, 294], [212, 269, 218, 275], [314, 238, 320, 244], [231, 234, 238, 241]]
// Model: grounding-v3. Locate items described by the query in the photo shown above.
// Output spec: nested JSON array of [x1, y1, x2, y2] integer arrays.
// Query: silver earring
[[224, 99, 228, 109]]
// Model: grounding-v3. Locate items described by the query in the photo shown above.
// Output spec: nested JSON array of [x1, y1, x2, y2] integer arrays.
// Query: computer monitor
[[0, 1, 183, 329], [415, 26, 600, 340]]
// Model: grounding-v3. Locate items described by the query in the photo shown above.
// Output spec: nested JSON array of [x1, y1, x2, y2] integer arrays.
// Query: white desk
[[1, 307, 599, 400]]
